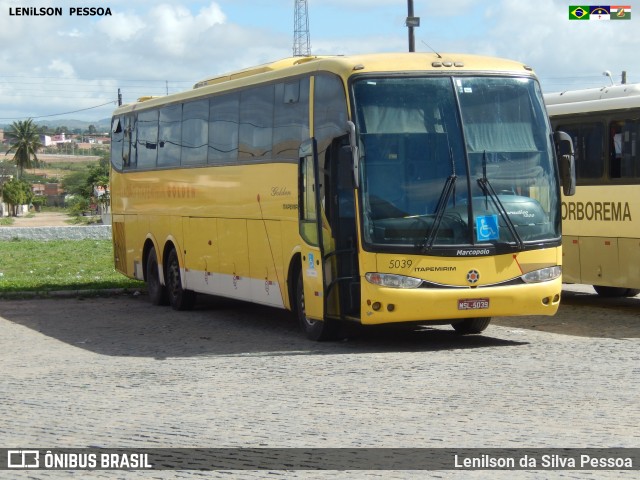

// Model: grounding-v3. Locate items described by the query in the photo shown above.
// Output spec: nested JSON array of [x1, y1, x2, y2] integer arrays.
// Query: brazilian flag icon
[[569, 5, 590, 19]]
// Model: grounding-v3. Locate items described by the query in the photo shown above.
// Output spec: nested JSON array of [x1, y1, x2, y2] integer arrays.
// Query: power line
[[0, 101, 116, 121], [0, 74, 191, 83]]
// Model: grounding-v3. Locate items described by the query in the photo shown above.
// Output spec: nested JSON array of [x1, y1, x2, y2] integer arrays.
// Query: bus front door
[[298, 139, 329, 331]]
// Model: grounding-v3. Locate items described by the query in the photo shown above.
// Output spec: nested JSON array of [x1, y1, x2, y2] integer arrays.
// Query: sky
[[0, 0, 638, 124]]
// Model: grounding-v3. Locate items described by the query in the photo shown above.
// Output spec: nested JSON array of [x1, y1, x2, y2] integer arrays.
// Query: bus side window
[[610, 122, 623, 178], [314, 73, 348, 224], [122, 115, 134, 169], [137, 109, 159, 169], [111, 116, 124, 170], [239, 85, 274, 161], [209, 92, 239, 164], [621, 119, 639, 178], [158, 104, 182, 168], [182, 100, 208, 166], [314, 73, 348, 167], [274, 78, 310, 160], [557, 122, 604, 181]]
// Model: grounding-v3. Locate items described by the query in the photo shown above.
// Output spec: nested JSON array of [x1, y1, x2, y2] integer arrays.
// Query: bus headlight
[[365, 272, 423, 289], [521, 266, 562, 284]]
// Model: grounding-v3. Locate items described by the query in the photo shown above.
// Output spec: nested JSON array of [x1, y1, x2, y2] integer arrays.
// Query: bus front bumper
[[359, 277, 562, 325]]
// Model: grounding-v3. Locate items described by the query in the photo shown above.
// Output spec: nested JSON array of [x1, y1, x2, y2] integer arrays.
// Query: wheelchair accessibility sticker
[[476, 214, 499, 242], [306, 252, 317, 277]]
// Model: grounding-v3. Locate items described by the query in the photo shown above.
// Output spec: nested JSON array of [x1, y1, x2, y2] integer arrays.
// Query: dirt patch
[[2, 211, 73, 227]]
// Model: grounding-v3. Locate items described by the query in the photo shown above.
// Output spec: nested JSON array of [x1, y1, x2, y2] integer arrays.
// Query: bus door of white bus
[[298, 139, 328, 321]]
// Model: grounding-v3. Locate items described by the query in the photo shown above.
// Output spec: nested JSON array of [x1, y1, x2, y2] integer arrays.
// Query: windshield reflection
[[352, 76, 560, 252]]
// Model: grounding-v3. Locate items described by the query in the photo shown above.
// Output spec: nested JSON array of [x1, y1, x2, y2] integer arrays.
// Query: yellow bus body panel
[[111, 162, 299, 309], [561, 185, 640, 289]]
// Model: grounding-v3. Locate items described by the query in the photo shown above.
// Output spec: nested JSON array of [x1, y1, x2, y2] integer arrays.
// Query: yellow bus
[[110, 53, 575, 340], [545, 84, 640, 298]]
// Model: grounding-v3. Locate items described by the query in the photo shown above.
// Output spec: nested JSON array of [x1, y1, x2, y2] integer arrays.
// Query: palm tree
[[5, 118, 43, 179]]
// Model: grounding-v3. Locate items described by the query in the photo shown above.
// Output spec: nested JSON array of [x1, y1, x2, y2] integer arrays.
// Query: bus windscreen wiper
[[422, 147, 457, 252], [477, 151, 524, 250]]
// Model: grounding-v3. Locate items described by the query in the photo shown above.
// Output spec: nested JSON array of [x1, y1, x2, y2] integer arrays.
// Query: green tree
[[61, 170, 92, 198], [2, 179, 33, 216], [61, 155, 110, 216], [5, 118, 43, 179]]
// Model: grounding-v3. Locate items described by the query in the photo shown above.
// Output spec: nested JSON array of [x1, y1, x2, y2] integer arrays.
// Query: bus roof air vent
[[293, 56, 320, 65]]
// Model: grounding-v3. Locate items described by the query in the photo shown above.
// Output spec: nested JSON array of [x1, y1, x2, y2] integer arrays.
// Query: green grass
[[0, 239, 144, 294], [46, 161, 98, 172]]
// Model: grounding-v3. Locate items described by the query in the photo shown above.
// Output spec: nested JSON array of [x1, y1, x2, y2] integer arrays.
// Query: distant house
[[40, 133, 72, 148], [45, 183, 64, 196], [44, 183, 65, 207]]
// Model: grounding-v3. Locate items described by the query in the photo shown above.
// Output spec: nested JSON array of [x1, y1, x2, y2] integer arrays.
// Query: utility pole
[[622, 71, 627, 84], [293, 0, 311, 57], [406, 0, 420, 52]]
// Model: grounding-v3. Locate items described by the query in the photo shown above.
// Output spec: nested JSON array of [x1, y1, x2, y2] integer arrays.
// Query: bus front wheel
[[295, 271, 337, 341], [166, 249, 196, 311], [146, 247, 169, 306], [451, 317, 491, 334]]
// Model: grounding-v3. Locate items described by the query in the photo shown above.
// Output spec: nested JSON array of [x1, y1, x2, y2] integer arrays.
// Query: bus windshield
[[352, 75, 560, 253]]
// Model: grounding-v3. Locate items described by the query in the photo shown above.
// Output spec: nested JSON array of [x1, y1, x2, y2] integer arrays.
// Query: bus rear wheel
[[295, 271, 338, 341], [452, 317, 491, 334], [146, 247, 169, 306], [166, 249, 196, 311], [593, 285, 640, 298]]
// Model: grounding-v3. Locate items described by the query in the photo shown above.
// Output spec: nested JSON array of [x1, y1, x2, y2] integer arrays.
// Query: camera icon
[[7, 450, 40, 469]]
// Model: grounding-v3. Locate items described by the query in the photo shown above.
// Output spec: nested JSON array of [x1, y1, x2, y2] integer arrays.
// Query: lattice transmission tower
[[293, 0, 311, 57]]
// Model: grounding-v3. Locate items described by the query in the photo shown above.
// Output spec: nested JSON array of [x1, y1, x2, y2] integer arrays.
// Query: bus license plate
[[458, 298, 490, 310]]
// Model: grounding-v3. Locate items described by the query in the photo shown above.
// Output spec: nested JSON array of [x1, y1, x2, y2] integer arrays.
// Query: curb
[[0, 224, 112, 241], [0, 288, 146, 300]]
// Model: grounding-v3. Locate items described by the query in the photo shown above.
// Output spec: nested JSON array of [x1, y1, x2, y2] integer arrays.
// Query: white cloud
[[149, 3, 226, 56], [57, 28, 83, 38], [97, 12, 146, 42], [47, 59, 76, 78]]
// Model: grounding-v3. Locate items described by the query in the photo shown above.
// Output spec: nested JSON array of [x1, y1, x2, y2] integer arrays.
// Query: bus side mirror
[[554, 131, 576, 196]]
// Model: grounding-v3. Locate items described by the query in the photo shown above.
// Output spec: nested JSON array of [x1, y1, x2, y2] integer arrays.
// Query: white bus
[[545, 83, 640, 297]]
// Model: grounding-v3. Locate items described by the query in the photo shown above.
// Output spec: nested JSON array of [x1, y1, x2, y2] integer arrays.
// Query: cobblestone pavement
[[1, 286, 639, 479]]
